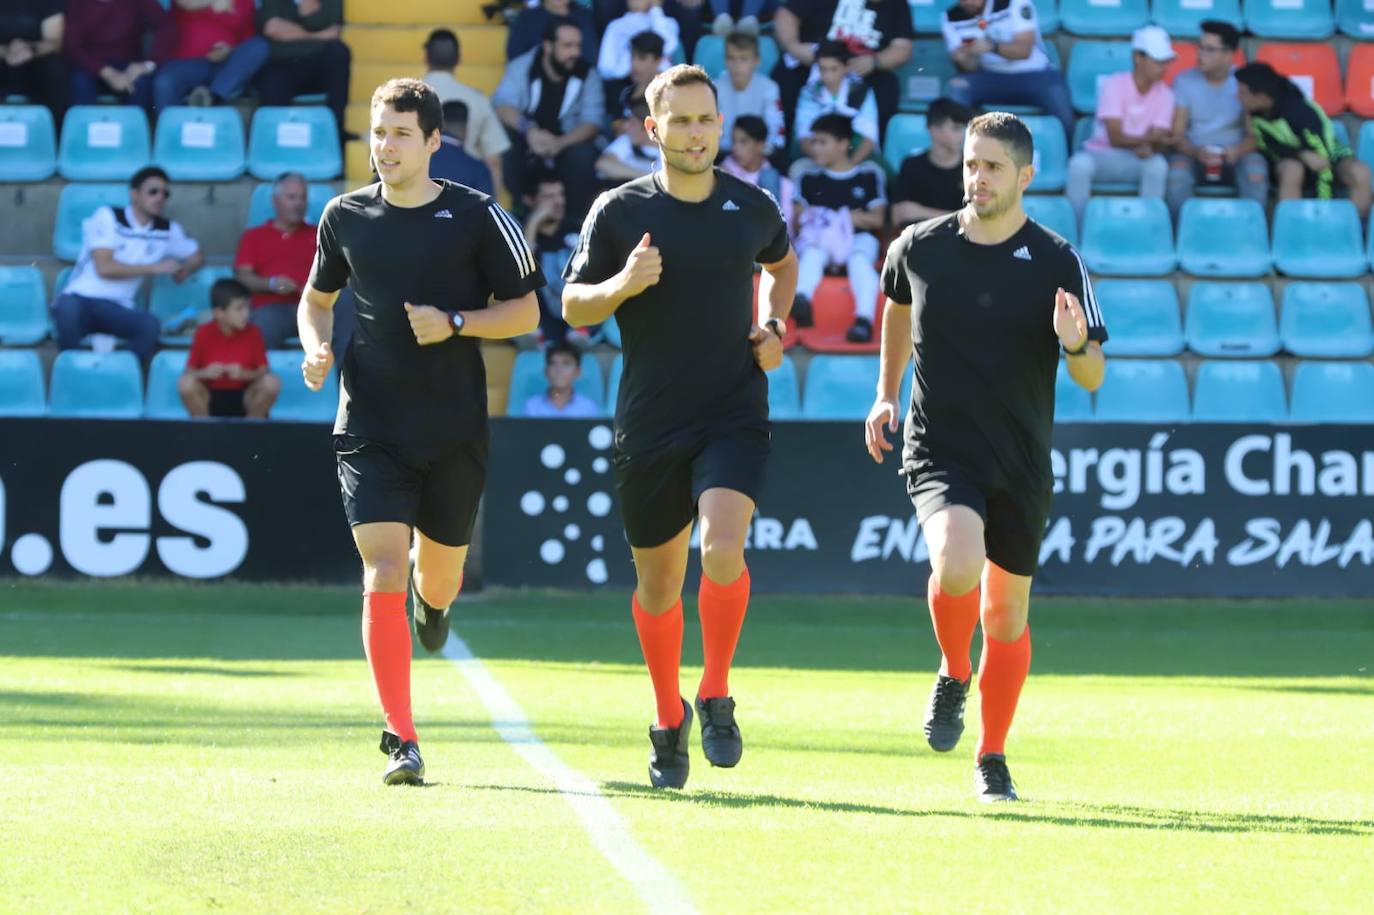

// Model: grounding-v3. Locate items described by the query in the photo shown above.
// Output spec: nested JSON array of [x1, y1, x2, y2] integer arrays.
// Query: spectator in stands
[[53, 166, 204, 368], [523, 342, 602, 417], [254, 0, 352, 143], [508, 0, 599, 66], [522, 169, 588, 344], [942, 0, 1073, 146], [715, 32, 785, 155], [1235, 62, 1373, 219], [155, 0, 269, 112], [1065, 25, 1176, 222], [422, 28, 510, 193], [794, 41, 879, 165], [772, 0, 913, 143], [610, 31, 665, 130], [430, 101, 495, 194], [234, 171, 317, 349], [596, 98, 660, 183], [179, 278, 279, 419], [792, 114, 886, 343], [1166, 20, 1268, 219], [709, 0, 775, 38], [494, 18, 604, 220], [721, 114, 794, 235], [600, 0, 680, 91], [891, 97, 969, 229], [0, 1, 65, 121], [66, 0, 172, 114]]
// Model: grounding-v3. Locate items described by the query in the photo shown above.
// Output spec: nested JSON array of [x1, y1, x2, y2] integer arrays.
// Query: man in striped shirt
[[298, 78, 545, 786]]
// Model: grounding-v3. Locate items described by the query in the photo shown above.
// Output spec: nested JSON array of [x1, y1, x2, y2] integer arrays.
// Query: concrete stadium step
[[350, 63, 503, 104], [343, 25, 507, 66], [345, 0, 492, 26]]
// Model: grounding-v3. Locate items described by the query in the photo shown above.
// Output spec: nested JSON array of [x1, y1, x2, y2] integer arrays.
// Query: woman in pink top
[[152, 0, 268, 112]]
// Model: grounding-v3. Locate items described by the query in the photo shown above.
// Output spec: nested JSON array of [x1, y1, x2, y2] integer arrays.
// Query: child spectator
[[891, 97, 970, 228], [721, 114, 793, 234], [180, 278, 279, 419], [715, 31, 785, 155], [597, 98, 660, 183], [523, 342, 603, 417], [794, 41, 879, 165], [599, 0, 679, 84], [611, 30, 666, 131]]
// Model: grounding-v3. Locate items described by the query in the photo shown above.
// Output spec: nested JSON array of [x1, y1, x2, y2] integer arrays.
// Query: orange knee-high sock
[[697, 566, 750, 700], [976, 626, 1031, 760], [362, 591, 416, 743], [632, 594, 684, 728], [928, 575, 981, 682]]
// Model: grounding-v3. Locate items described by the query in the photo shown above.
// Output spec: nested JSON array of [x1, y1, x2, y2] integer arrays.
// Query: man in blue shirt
[[522, 341, 603, 417], [429, 100, 495, 194]]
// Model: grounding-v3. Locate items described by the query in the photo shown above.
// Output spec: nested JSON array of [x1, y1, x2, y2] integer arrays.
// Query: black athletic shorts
[[334, 434, 488, 547], [614, 425, 770, 549], [903, 456, 1052, 578], [208, 389, 246, 418]]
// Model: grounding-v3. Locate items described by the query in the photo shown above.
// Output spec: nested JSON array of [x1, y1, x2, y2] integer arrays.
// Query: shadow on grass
[[1222, 683, 1374, 698], [101, 663, 305, 678]]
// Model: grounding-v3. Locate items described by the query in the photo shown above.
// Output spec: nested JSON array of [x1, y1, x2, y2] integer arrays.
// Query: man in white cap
[[1065, 24, 1177, 224]]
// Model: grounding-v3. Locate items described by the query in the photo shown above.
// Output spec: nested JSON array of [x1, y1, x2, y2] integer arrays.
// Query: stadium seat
[[47, 350, 143, 418], [908, 0, 945, 33], [691, 34, 778, 77], [767, 353, 802, 419], [153, 106, 246, 181], [1254, 43, 1343, 115], [795, 276, 884, 354], [801, 354, 910, 419], [883, 114, 927, 172], [606, 353, 622, 410], [246, 181, 334, 228], [0, 349, 45, 417], [1080, 197, 1176, 276], [267, 349, 337, 421], [1279, 282, 1374, 357], [1033, 0, 1061, 32], [1060, 0, 1148, 36], [1071, 115, 1093, 152], [1024, 114, 1068, 192], [148, 267, 234, 345], [1330, 119, 1352, 153], [0, 105, 56, 181], [597, 315, 621, 348], [1022, 195, 1078, 245], [1094, 358, 1190, 422], [247, 107, 342, 181], [1336, 0, 1374, 38], [896, 39, 956, 112], [506, 349, 606, 416], [1343, 44, 1374, 118], [1191, 360, 1287, 422], [1066, 41, 1132, 113], [1094, 278, 1184, 356], [1242, 0, 1335, 39], [0, 265, 48, 345], [1055, 359, 1092, 421], [1289, 361, 1374, 422], [52, 183, 130, 261], [145, 349, 190, 420], [1185, 282, 1280, 357], [1176, 199, 1270, 277], [1151, 0, 1244, 37], [1271, 199, 1366, 279], [1359, 120, 1374, 175], [58, 105, 151, 181]]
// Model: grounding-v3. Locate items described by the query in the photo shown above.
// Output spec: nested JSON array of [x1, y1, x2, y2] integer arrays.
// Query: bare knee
[[415, 566, 463, 607], [982, 596, 1029, 642], [363, 555, 409, 593], [931, 548, 983, 596], [699, 528, 746, 584]]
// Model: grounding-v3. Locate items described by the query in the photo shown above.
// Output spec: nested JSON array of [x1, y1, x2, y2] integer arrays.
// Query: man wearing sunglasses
[[53, 165, 204, 368]]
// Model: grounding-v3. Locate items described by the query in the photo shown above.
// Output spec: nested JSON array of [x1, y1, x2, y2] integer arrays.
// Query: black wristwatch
[[450, 311, 466, 337], [764, 317, 786, 340], [1062, 336, 1089, 357]]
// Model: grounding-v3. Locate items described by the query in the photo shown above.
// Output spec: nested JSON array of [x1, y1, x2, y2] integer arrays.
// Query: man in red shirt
[[152, 0, 268, 112], [179, 278, 280, 418], [235, 171, 319, 348]]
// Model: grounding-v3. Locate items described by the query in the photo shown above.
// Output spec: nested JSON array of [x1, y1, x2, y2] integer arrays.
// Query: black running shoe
[[791, 293, 814, 327], [974, 753, 1017, 802], [410, 571, 450, 654], [379, 730, 425, 786], [846, 316, 873, 343], [647, 698, 692, 789], [695, 695, 742, 768], [924, 674, 970, 753]]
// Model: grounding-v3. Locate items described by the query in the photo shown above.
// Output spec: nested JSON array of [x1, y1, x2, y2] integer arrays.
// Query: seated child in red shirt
[[179, 278, 280, 418]]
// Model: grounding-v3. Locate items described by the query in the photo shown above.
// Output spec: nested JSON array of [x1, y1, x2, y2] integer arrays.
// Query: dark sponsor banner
[[0, 419, 357, 582], [484, 420, 1374, 597]]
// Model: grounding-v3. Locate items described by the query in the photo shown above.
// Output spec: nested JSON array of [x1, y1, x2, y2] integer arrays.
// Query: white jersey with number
[[941, 0, 1051, 75]]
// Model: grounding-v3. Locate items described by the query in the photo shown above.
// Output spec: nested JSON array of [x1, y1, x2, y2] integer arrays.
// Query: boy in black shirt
[[892, 97, 971, 229]]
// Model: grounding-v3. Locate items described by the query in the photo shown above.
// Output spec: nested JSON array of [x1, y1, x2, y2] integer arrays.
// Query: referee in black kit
[[298, 78, 544, 786], [562, 64, 798, 789], [865, 112, 1106, 803]]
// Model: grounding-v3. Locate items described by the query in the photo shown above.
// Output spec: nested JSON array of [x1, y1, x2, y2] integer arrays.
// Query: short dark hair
[[628, 98, 651, 121], [646, 64, 718, 117], [545, 341, 581, 366], [424, 28, 459, 69], [543, 15, 577, 42], [732, 113, 768, 142], [372, 78, 443, 138], [442, 100, 470, 132], [809, 112, 853, 142], [1199, 19, 1240, 51], [629, 30, 665, 58], [926, 97, 973, 129], [725, 32, 759, 55], [529, 166, 562, 191], [130, 165, 169, 190], [1235, 61, 1291, 100], [815, 40, 851, 64], [210, 277, 251, 310], [967, 110, 1034, 169]]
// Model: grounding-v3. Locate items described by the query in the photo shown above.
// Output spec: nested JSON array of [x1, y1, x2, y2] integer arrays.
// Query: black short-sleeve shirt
[[309, 180, 545, 451], [880, 212, 1107, 487], [893, 152, 964, 213], [563, 170, 791, 453], [782, 0, 916, 51]]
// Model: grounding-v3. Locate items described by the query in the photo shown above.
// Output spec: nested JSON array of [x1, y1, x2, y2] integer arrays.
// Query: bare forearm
[[555, 123, 598, 152], [457, 292, 539, 339], [850, 207, 885, 232], [758, 255, 798, 324], [496, 105, 523, 131], [875, 40, 911, 70], [597, 155, 650, 180], [1066, 345, 1105, 392], [892, 201, 951, 226], [264, 17, 312, 41], [182, 249, 205, 274], [877, 302, 912, 400], [563, 277, 630, 327], [297, 298, 334, 353], [236, 266, 273, 294], [96, 260, 159, 279]]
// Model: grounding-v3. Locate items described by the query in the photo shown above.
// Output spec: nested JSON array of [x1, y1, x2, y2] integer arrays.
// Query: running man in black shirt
[[562, 65, 798, 789], [298, 79, 544, 786], [865, 112, 1106, 802]]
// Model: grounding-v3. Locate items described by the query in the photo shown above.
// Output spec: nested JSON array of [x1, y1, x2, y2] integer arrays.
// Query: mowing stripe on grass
[[443, 631, 696, 915]]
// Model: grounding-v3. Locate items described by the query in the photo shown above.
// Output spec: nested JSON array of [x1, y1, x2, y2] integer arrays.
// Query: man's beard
[[551, 56, 577, 77], [969, 187, 1014, 220], [664, 147, 713, 175]]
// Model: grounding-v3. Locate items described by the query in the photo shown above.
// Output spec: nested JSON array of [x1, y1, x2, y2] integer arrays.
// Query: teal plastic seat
[[896, 39, 956, 112], [1055, 359, 1092, 421], [1272, 199, 1365, 279], [1094, 359, 1189, 422], [596, 316, 621, 349], [1033, 0, 1060, 31], [246, 181, 334, 228], [802, 354, 911, 419], [153, 106, 245, 181], [0, 349, 45, 416], [1066, 41, 1132, 113], [692, 34, 779, 78], [0, 105, 56, 181], [1151, 0, 1243, 36], [1280, 282, 1374, 357], [909, 0, 945, 32], [145, 349, 189, 419], [768, 353, 801, 419], [1061, 0, 1148, 35], [1290, 361, 1374, 422], [1185, 282, 1280, 357], [0, 265, 48, 345], [247, 107, 342, 181], [1024, 114, 1068, 192], [1191, 360, 1287, 422], [883, 114, 928, 172], [1337, 0, 1374, 38], [606, 353, 622, 410], [1095, 279, 1183, 356], [148, 267, 234, 345], [1177, 198, 1270, 277], [53, 183, 130, 261], [1081, 197, 1176, 276], [48, 350, 143, 418], [58, 105, 151, 181], [268, 349, 337, 422], [506, 348, 606, 416], [1022, 195, 1078, 245], [1242, 0, 1334, 39]]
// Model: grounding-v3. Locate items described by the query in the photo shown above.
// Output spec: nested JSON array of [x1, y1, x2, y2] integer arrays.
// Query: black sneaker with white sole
[[695, 695, 742, 768], [648, 698, 693, 789], [974, 753, 1018, 802], [924, 674, 970, 753], [379, 730, 425, 786], [410, 571, 450, 654]]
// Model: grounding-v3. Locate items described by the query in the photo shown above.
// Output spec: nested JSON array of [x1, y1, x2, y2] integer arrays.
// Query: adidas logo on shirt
[[1012, 246, 1032, 261], [721, 199, 740, 211], [434, 209, 453, 219]]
